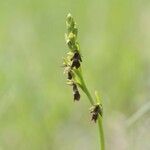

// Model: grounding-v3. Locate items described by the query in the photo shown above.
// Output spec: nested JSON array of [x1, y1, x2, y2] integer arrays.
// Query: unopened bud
[[68, 32, 76, 42], [66, 13, 75, 29]]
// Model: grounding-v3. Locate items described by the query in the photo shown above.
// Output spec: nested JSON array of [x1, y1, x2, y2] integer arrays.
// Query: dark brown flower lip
[[73, 90, 80, 101], [90, 104, 103, 122], [71, 59, 80, 69], [70, 50, 82, 69], [67, 71, 72, 80], [72, 83, 80, 101], [71, 50, 82, 62], [91, 113, 99, 123]]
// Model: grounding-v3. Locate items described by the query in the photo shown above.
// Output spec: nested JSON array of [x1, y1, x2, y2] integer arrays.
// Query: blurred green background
[[0, 0, 150, 149]]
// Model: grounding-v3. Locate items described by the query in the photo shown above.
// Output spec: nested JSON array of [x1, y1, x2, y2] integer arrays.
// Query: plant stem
[[77, 71, 105, 150], [98, 117, 105, 150], [80, 80, 94, 105], [74, 69, 94, 105]]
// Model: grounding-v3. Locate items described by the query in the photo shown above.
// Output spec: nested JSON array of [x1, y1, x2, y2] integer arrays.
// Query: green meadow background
[[0, 0, 150, 150]]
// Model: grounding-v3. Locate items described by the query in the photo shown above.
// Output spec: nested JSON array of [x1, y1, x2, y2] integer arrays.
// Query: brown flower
[[90, 104, 103, 122], [67, 71, 72, 80], [71, 51, 82, 69], [71, 51, 82, 62], [71, 59, 80, 69], [72, 83, 80, 101]]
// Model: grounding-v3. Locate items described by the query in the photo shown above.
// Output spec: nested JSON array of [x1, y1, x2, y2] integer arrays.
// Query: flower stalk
[[62, 13, 105, 150]]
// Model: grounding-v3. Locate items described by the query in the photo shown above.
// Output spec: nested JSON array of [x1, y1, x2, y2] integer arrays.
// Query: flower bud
[[66, 13, 75, 29], [68, 32, 76, 42], [72, 27, 78, 37], [66, 39, 73, 50]]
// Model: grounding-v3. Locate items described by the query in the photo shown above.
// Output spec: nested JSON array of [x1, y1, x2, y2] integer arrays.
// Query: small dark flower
[[72, 83, 80, 101], [70, 50, 82, 69], [73, 90, 80, 101], [71, 59, 80, 69], [67, 71, 72, 80], [90, 104, 103, 122], [91, 113, 99, 123], [71, 51, 82, 62], [91, 105, 103, 116]]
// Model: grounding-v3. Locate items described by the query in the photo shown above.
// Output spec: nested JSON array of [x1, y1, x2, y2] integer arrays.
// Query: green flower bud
[[73, 43, 80, 51], [72, 27, 78, 37], [66, 39, 73, 50], [68, 32, 76, 42], [66, 13, 75, 30]]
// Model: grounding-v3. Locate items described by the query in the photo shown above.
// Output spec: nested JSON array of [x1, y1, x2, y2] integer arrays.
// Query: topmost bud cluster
[[66, 13, 75, 30], [65, 14, 79, 52]]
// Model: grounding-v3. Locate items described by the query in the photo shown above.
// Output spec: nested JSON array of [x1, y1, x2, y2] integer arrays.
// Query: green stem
[[77, 71, 105, 150], [80, 79, 94, 105], [74, 69, 94, 105], [98, 117, 105, 150]]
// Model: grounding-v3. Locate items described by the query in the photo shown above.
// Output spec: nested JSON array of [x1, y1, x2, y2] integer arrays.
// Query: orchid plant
[[62, 13, 105, 150]]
